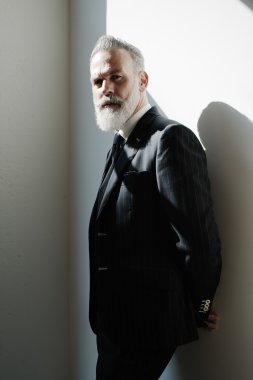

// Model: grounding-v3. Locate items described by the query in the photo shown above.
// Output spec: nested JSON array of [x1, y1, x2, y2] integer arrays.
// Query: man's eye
[[111, 75, 122, 81], [94, 79, 103, 86]]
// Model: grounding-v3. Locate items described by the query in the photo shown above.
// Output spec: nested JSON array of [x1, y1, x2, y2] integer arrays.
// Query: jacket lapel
[[96, 107, 160, 219]]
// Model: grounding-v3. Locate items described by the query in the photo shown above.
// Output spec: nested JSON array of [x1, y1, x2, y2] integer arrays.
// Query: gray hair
[[90, 35, 145, 72]]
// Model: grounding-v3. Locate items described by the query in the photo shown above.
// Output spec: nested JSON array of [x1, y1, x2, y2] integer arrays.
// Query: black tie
[[111, 133, 125, 162], [96, 133, 125, 209]]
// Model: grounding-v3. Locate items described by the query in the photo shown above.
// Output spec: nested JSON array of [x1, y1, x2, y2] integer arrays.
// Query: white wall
[[0, 1, 70, 379], [107, 0, 253, 379]]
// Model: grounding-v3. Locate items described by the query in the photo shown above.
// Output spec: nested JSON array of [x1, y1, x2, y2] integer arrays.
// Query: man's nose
[[101, 80, 114, 97]]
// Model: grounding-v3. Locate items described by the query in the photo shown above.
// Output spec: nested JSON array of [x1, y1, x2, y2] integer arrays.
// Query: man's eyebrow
[[109, 69, 122, 75], [91, 69, 122, 80]]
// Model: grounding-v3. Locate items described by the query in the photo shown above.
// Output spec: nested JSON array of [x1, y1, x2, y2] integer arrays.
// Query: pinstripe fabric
[[89, 107, 221, 349]]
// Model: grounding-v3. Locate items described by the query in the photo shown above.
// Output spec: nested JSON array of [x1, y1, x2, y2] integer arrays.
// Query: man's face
[[90, 49, 142, 132]]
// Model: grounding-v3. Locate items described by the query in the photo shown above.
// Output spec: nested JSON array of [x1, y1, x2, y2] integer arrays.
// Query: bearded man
[[89, 35, 222, 380]]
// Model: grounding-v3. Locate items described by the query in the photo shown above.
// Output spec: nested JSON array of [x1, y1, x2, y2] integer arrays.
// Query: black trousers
[[96, 334, 176, 380]]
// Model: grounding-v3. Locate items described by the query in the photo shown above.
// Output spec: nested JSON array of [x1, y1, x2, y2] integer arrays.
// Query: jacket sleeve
[[156, 124, 222, 326]]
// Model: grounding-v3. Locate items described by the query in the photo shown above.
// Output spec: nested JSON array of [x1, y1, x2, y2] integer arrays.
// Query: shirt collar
[[117, 103, 151, 140]]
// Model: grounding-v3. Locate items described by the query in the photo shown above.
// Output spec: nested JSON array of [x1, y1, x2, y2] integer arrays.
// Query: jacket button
[[199, 299, 211, 313]]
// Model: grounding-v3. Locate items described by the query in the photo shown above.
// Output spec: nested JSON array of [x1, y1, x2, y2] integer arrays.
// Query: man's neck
[[118, 103, 151, 140]]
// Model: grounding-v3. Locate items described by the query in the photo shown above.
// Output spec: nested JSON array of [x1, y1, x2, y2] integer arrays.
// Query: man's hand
[[204, 310, 220, 331]]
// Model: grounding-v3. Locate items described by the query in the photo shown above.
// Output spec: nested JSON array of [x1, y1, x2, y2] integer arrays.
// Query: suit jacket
[[89, 106, 222, 349]]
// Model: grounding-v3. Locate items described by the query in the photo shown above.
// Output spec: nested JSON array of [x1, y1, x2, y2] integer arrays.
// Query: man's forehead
[[90, 49, 134, 75], [90, 60, 112, 77]]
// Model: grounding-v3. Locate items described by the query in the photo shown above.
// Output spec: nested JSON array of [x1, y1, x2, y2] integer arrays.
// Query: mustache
[[95, 95, 124, 109]]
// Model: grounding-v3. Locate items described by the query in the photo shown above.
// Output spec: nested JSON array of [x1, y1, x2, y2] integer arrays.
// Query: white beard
[[94, 83, 140, 132]]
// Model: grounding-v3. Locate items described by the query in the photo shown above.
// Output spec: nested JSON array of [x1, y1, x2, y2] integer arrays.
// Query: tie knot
[[113, 133, 125, 147]]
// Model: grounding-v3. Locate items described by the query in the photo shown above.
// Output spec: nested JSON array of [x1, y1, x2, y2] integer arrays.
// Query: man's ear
[[139, 71, 149, 91]]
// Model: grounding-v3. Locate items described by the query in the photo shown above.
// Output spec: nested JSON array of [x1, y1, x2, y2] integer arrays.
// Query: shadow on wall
[[240, 0, 253, 11], [198, 102, 253, 274], [164, 102, 253, 380]]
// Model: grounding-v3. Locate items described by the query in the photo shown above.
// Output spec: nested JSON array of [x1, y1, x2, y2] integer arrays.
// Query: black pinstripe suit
[[89, 106, 221, 356]]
